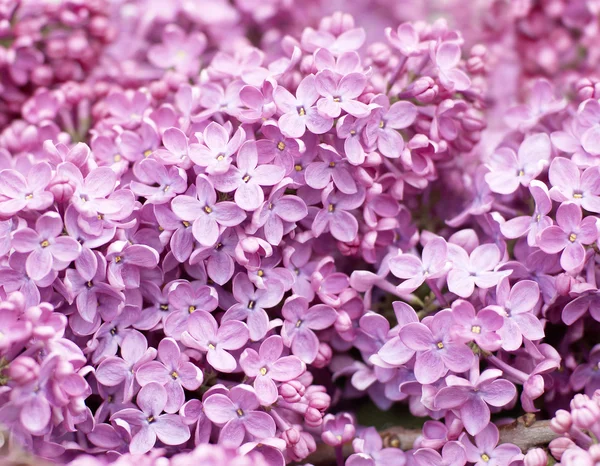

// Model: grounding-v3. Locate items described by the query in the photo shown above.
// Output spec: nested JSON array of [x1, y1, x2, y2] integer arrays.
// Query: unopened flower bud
[[8, 356, 39, 385], [549, 437, 575, 461], [313, 343, 333, 369], [524, 448, 548, 466]]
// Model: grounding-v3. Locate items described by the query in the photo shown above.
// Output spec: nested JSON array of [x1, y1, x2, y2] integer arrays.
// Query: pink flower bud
[[551, 409, 572, 434], [334, 310, 353, 333], [280, 380, 305, 403], [8, 356, 39, 385], [282, 427, 301, 446], [549, 437, 575, 461], [305, 407, 323, 428], [408, 77, 438, 103], [575, 77, 600, 101], [308, 391, 331, 411], [524, 448, 548, 466], [49, 177, 77, 203], [313, 343, 333, 369]]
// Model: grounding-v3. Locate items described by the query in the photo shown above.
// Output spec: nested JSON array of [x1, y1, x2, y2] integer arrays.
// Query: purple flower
[[312, 184, 365, 242], [181, 310, 249, 373], [154, 127, 199, 169], [250, 179, 308, 246], [147, 24, 207, 75], [460, 423, 522, 466], [305, 144, 357, 194], [365, 95, 417, 158], [337, 114, 368, 165], [203, 385, 276, 447], [538, 202, 598, 271], [111, 382, 190, 454], [210, 140, 286, 211], [389, 237, 450, 293], [399, 310, 475, 384], [281, 295, 337, 363], [321, 412, 356, 446], [12, 212, 81, 280], [314, 70, 370, 118], [435, 369, 517, 435], [447, 243, 510, 298], [347, 426, 406, 466], [273, 74, 334, 138], [95, 330, 157, 402], [500, 181, 553, 246], [240, 335, 305, 405], [136, 337, 203, 413], [130, 158, 187, 204], [413, 441, 467, 466], [107, 242, 160, 290], [164, 281, 219, 337], [562, 289, 600, 325], [0, 162, 54, 216], [485, 133, 551, 195], [188, 122, 246, 174], [222, 273, 284, 341], [171, 175, 246, 247], [548, 157, 600, 213], [432, 41, 471, 92], [484, 278, 543, 351], [450, 300, 503, 352], [570, 344, 600, 396]]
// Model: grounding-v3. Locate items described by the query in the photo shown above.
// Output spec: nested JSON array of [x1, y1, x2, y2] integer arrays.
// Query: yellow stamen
[[260, 367, 267, 376], [329, 161, 335, 167], [242, 175, 251, 183], [296, 320, 302, 328], [40, 240, 50, 248], [350, 130, 356, 136], [236, 408, 244, 416], [257, 270, 264, 277], [277, 141, 285, 151], [569, 233, 577, 242], [328, 204, 335, 212], [436, 342, 444, 349], [471, 325, 482, 334], [188, 305, 196, 313], [294, 164, 302, 171], [25, 193, 33, 200], [298, 107, 306, 116], [208, 343, 215, 350], [204, 206, 212, 213], [147, 416, 154, 423], [573, 193, 583, 199], [217, 154, 225, 161], [114, 256, 122, 263], [182, 221, 191, 227], [333, 97, 341, 102], [160, 304, 169, 311], [517, 169, 524, 176], [379, 120, 385, 128], [248, 300, 255, 309], [163, 185, 170, 192], [143, 149, 153, 157], [171, 371, 178, 379], [114, 154, 122, 162], [481, 453, 490, 462]]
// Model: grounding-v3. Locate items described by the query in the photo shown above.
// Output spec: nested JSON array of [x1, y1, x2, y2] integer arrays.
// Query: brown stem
[[305, 415, 558, 465]]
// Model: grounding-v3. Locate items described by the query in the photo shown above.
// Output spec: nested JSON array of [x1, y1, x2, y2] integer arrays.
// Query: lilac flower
[[570, 345, 600, 396], [450, 300, 503, 352], [273, 74, 334, 138], [147, 25, 207, 75], [181, 310, 249, 373], [562, 289, 600, 325], [435, 370, 517, 435], [107, 242, 160, 290], [432, 42, 471, 92], [154, 204, 195, 263], [0, 162, 54, 216], [171, 175, 246, 246], [305, 144, 357, 194], [399, 310, 475, 384], [164, 281, 219, 337], [250, 179, 308, 246], [312, 184, 365, 242], [365, 95, 417, 158], [346, 426, 406, 466], [240, 335, 305, 405], [111, 382, 190, 454], [389, 237, 450, 293], [548, 157, 600, 213], [447, 243, 510, 298], [321, 413, 356, 446], [385, 23, 423, 57], [281, 295, 338, 363], [505, 79, 566, 131], [222, 273, 284, 341], [203, 385, 276, 448], [255, 121, 300, 167], [130, 158, 187, 204], [104, 90, 150, 129], [188, 122, 246, 174], [210, 140, 286, 211], [460, 423, 522, 466], [302, 25, 366, 56], [484, 278, 544, 351], [500, 181, 553, 246], [12, 212, 81, 280], [485, 133, 551, 195], [538, 202, 598, 271], [95, 330, 157, 402], [413, 441, 467, 466], [154, 127, 199, 169], [337, 115, 368, 165], [136, 337, 203, 413], [314, 70, 370, 118]]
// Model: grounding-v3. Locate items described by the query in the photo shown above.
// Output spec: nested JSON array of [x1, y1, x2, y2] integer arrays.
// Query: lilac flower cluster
[[1, 1, 600, 466]]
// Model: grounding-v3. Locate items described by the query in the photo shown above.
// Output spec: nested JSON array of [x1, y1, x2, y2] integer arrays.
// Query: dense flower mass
[[1, 1, 600, 466]]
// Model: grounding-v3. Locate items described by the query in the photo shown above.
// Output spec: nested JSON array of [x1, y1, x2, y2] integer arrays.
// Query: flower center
[[436, 342, 444, 349], [333, 97, 341, 102], [147, 416, 155, 423], [260, 367, 268, 376], [328, 204, 335, 212], [236, 408, 244, 417], [114, 154, 122, 162], [25, 193, 33, 199], [40, 240, 50, 248], [329, 161, 335, 167], [517, 169, 524, 177], [188, 305, 196, 313], [569, 233, 577, 242], [471, 325, 482, 334], [204, 206, 212, 213], [379, 120, 385, 128], [277, 141, 285, 151], [171, 371, 178, 379], [242, 175, 251, 183], [114, 256, 122, 263], [573, 191, 583, 199], [481, 453, 490, 462], [257, 269, 264, 277], [215, 242, 223, 250], [182, 221, 191, 227], [144, 149, 153, 157], [296, 319, 303, 328], [216, 154, 225, 161], [294, 164, 302, 171], [160, 304, 169, 311], [297, 107, 306, 116], [248, 300, 255, 309], [208, 343, 216, 350], [350, 130, 356, 136], [86, 281, 93, 288], [163, 185, 170, 192]]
